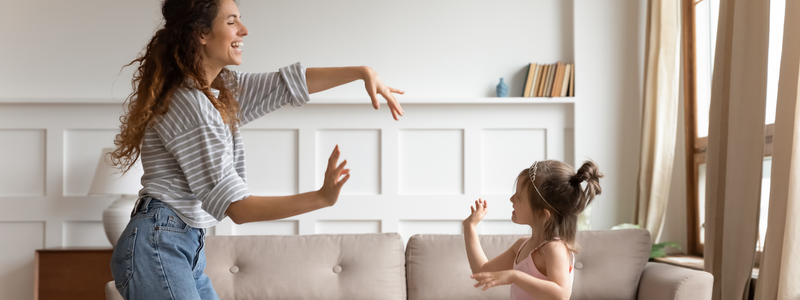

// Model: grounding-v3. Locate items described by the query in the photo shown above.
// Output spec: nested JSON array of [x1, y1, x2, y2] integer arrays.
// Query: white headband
[[529, 161, 560, 215]]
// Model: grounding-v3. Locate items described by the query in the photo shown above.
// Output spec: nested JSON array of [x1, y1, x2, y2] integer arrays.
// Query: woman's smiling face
[[200, 0, 248, 69]]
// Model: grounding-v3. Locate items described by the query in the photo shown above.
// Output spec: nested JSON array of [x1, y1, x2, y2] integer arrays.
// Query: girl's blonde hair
[[517, 160, 603, 253]]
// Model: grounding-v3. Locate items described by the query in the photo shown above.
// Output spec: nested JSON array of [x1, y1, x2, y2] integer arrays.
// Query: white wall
[[0, 0, 652, 298], [573, 0, 647, 230]]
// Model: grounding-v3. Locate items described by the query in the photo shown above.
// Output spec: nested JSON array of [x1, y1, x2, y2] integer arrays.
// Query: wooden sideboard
[[35, 248, 114, 300]]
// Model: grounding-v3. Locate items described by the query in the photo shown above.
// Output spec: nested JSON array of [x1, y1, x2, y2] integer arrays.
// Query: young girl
[[109, 0, 403, 299], [463, 160, 602, 300]]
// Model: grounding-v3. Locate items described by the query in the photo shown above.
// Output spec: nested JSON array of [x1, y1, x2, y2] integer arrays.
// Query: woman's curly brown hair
[[111, 0, 240, 173]]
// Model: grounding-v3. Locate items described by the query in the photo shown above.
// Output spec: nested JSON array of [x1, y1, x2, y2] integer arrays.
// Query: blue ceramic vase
[[496, 78, 509, 97]]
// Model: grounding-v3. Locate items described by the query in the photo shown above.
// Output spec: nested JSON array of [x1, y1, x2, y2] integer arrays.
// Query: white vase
[[103, 195, 139, 247]]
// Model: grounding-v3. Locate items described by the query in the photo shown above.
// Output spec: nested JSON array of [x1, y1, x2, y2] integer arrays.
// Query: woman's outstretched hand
[[363, 67, 404, 121], [318, 145, 350, 207], [463, 198, 488, 228]]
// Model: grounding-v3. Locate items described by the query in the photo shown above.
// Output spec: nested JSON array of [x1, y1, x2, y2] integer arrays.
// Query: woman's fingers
[[367, 86, 380, 110], [335, 159, 348, 175], [327, 145, 340, 170], [337, 173, 351, 188]]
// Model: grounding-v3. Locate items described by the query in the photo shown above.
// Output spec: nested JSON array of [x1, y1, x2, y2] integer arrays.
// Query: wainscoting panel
[[481, 129, 547, 195], [398, 129, 464, 195], [0, 129, 46, 197], [240, 129, 299, 196], [63, 129, 119, 196], [63, 221, 110, 247], [315, 220, 381, 234], [315, 129, 381, 195], [229, 220, 299, 236]]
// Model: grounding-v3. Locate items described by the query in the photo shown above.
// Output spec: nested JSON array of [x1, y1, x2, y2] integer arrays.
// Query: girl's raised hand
[[362, 67, 404, 121], [471, 270, 517, 291], [318, 145, 350, 207], [463, 198, 488, 228]]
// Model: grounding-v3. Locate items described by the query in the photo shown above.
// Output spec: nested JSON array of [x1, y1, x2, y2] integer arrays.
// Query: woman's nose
[[240, 24, 249, 36]]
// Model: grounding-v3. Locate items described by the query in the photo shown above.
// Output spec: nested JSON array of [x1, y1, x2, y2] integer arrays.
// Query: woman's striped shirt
[[138, 62, 310, 228]]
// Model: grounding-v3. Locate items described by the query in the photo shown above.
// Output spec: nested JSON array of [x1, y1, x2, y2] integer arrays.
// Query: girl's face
[[200, 0, 248, 70], [511, 176, 535, 225]]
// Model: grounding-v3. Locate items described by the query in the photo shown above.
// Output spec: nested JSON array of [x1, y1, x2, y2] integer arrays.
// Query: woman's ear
[[198, 32, 207, 46]]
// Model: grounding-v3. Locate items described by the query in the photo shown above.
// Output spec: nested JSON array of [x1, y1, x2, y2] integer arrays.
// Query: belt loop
[[130, 196, 153, 217]]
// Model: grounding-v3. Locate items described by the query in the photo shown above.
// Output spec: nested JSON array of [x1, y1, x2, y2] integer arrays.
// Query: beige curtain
[[634, 0, 681, 243], [704, 0, 770, 299], [754, 1, 800, 298]]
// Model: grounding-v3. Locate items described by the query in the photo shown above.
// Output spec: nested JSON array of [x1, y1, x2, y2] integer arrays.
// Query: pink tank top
[[510, 238, 575, 300]]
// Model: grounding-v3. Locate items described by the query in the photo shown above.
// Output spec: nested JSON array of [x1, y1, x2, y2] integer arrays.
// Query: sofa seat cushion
[[405, 229, 651, 300], [406, 234, 524, 300], [204, 233, 406, 300]]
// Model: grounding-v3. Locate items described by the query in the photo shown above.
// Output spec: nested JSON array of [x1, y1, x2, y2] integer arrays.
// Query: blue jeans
[[110, 197, 219, 300]]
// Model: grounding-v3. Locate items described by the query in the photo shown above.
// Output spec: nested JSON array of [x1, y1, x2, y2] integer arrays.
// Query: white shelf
[[0, 97, 577, 105]]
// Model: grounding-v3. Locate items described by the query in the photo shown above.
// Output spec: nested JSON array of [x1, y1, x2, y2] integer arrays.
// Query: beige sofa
[[105, 229, 713, 300]]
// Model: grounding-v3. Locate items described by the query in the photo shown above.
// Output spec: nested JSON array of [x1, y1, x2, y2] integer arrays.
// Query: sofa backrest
[[405, 229, 651, 300], [204, 233, 406, 300]]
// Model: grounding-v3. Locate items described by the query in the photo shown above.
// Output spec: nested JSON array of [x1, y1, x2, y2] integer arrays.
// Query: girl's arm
[[306, 66, 405, 120], [226, 145, 349, 224], [463, 199, 521, 273], [472, 242, 573, 300]]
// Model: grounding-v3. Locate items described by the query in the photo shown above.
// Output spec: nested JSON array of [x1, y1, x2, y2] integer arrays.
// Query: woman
[[108, 0, 404, 299]]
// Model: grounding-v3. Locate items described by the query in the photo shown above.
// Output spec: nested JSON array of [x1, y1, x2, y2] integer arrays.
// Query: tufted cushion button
[[333, 265, 342, 274], [574, 262, 583, 270], [230, 266, 239, 274]]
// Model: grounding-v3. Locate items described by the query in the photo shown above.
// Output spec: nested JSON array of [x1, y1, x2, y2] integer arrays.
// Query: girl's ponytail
[[572, 161, 603, 213]]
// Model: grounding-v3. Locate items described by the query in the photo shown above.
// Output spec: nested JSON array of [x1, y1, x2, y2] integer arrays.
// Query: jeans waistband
[[130, 196, 159, 217]]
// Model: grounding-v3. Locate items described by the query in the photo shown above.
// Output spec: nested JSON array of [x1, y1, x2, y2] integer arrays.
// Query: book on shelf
[[560, 63, 571, 97], [569, 63, 575, 97], [532, 65, 545, 97], [551, 61, 563, 97], [545, 63, 556, 97], [522, 61, 574, 97], [522, 63, 538, 97]]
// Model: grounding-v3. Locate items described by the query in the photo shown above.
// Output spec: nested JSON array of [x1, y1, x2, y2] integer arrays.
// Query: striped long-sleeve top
[[138, 62, 310, 228]]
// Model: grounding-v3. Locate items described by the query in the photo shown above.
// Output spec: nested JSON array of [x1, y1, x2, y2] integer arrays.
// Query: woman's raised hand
[[463, 198, 488, 228], [362, 67, 405, 121], [318, 145, 350, 207]]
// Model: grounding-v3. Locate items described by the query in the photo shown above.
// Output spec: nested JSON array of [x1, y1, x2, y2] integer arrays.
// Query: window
[[684, 0, 784, 256]]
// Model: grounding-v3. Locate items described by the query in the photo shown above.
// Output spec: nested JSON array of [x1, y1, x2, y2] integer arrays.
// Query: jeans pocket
[[158, 207, 189, 233], [110, 227, 137, 289]]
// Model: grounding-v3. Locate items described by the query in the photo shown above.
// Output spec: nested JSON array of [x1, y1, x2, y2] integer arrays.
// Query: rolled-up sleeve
[[234, 62, 311, 126], [157, 124, 251, 221]]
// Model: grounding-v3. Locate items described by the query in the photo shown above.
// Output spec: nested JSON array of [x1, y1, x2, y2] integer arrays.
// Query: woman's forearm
[[225, 192, 327, 224], [464, 225, 489, 274], [305, 66, 368, 94], [511, 271, 569, 300]]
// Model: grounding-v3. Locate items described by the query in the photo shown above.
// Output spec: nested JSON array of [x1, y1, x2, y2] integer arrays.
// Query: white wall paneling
[[0, 100, 573, 244], [315, 220, 382, 234], [0, 129, 46, 197], [0, 221, 44, 300], [398, 129, 464, 195], [229, 220, 300, 236], [240, 129, 299, 196], [316, 129, 381, 195], [62, 221, 111, 248], [63, 129, 118, 196]]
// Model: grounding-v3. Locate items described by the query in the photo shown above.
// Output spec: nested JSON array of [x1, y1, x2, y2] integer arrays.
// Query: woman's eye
[[228, 23, 234, 25]]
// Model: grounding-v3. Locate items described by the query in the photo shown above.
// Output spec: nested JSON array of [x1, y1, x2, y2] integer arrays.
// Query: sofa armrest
[[105, 281, 123, 300], [637, 262, 713, 300]]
